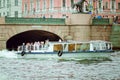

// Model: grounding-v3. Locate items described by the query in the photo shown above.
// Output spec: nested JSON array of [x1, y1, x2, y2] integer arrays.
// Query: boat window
[[76, 44, 81, 51], [76, 43, 90, 51], [96, 43, 100, 50], [68, 44, 75, 52], [53, 44, 63, 52], [106, 43, 111, 50]]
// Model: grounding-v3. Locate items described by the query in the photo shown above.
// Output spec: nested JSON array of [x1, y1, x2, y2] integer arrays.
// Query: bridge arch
[[6, 30, 62, 51]]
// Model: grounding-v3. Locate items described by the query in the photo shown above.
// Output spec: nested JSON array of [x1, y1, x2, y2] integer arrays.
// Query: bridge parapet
[[4, 17, 65, 25], [92, 18, 111, 25]]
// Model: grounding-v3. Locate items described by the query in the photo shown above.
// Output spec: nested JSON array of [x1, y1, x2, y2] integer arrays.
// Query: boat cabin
[[17, 40, 112, 52], [48, 40, 112, 52]]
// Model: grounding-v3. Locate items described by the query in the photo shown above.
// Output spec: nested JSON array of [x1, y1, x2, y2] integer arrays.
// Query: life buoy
[[21, 51, 26, 56], [58, 51, 63, 57]]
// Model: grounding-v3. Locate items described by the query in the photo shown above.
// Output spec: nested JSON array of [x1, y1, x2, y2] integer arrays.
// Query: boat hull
[[17, 50, 114, 59]]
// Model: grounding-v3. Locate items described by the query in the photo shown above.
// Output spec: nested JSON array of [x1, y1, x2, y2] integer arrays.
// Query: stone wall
[[91, 26, 112, 41], [0, 24, 69, 50], [110, 24, 120, 49]]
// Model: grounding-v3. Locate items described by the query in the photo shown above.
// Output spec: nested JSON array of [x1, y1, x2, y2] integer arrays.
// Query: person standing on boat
[[30, 42, 34, 50], [40, 41, 44, 49], [17, 46, 22, 51], [26, 42, 31, 52], [22, 43, 25, 51], [44, 40, 49, 49], [33, 42, 38, 50], [36, 41, 40, 50], [21, 43, 26, 56]]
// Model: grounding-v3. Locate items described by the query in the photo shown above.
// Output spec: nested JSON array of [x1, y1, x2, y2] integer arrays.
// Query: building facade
[[1, 0, 120, 18], [0, 0, 22, 17], [22, 0, 120, 18], [22, 0, 90, 18], [93, 0, 120, 17]]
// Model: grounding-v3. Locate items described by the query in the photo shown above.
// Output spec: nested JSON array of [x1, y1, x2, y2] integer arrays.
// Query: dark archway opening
[[6, 30, 62, 51]]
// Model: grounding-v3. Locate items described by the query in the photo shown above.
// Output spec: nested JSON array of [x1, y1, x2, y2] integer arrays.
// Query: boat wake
[[0, 49, 17, 58]]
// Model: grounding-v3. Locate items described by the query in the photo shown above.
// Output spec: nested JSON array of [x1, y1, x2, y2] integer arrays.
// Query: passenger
[[30, 43, 34, 50], [33, 42, 37, 50], [41, 41, 44, 49], [36, 41, 40, 50], [17, 46, 21, 51], [22, 43, 26, 52], [39, 42, 42, 49], [59, 39, 62, 42], [44, 40, 49, 49], [26, 42, 31, 51], [25, 43, 28, 51]]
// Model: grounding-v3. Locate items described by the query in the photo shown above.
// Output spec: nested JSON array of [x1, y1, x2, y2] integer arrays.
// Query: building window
[[62, 0, 66, 8], [71, 0, 74, 7], [105, 2, 108, 9], [15, 0, 18, 6], [30, 0, 33, 12], [36, 0, 40, 11], [43, 0, 46, 10], [7, 12, 9, 16], [118, 3, 120, 9], [99, 0, 101, 9], [7, 0, 10, 8], [62, 14, 66, 18], [3, 12, 5, 16], [50, 0, 54, 9], [0, 0, 1, 8], [24, 3, 27, 13], [50, 15, 53, 18], [3, 0, 5, 7], [111, 0, 115, 10], [15, 11, 18, 17]]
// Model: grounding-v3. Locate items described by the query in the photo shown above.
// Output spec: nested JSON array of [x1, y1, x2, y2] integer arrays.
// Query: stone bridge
[[0, 14, 113, 50]]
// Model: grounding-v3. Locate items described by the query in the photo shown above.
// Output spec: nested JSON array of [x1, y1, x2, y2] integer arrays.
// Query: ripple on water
[[0, 51, 120, 80]]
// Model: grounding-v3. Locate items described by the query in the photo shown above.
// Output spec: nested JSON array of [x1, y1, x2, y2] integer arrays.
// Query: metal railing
[[92, 18, 110, 25], [5, 17, 65, 25]]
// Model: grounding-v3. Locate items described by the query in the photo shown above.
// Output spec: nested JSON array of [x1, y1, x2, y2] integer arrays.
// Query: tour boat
[[17, 40, 114, 59]]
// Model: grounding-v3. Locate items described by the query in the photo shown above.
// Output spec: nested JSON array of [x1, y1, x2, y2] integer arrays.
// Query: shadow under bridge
[[6, 30, 62, 51]]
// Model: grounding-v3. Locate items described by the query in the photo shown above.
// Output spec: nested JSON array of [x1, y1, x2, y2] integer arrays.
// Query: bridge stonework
[[0, 24, 70, 50], [0, 14, 112, 50]]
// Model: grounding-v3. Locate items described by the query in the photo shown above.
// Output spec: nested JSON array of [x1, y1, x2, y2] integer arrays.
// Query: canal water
[[0, 50, 120, 80]]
